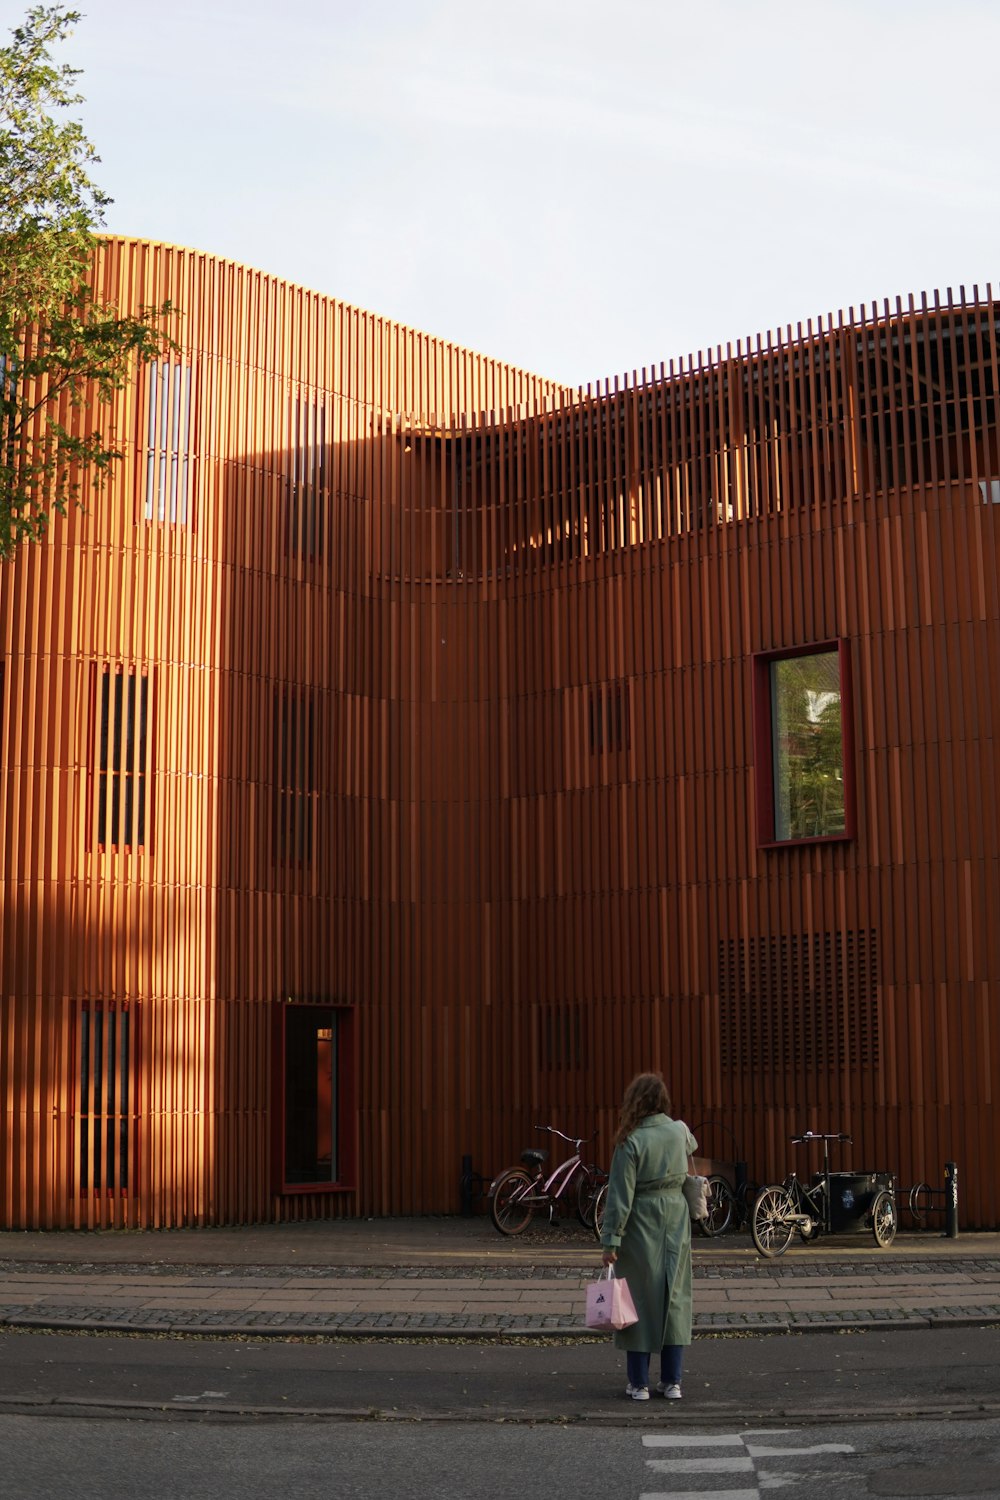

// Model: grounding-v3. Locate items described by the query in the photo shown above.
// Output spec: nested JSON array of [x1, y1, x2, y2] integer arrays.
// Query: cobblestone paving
[[3, 1249, 1000, 1339], [2, 1298, 998, 1337], [3, 1256, 998, 1281]]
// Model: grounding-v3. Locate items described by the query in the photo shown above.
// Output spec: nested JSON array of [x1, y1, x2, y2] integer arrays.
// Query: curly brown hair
[[613, 1072, 672, 1148]]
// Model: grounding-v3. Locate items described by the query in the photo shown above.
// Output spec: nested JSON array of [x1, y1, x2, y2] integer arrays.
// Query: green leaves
[[0, 6, 175, 559], [1, 289, 176, 553], [1, 8, 103, 317]]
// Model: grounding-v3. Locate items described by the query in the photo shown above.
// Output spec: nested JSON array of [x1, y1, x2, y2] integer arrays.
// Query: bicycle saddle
[[520, 1148, 548, 1166]]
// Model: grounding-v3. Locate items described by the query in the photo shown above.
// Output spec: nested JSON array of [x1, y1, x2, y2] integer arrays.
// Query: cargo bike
[[750, 1131, 898, 1258]]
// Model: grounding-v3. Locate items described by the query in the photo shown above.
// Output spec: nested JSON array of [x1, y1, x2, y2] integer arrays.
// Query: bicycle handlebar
[[534, 1125, 596, 1150], [791, 1131, 852, 1145]]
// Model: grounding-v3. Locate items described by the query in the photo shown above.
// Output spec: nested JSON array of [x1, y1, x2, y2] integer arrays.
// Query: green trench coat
[[599, 1113, 697, 1352]]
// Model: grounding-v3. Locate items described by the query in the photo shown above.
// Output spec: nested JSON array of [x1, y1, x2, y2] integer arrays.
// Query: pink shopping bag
[[585, 1266, 639, 1330]]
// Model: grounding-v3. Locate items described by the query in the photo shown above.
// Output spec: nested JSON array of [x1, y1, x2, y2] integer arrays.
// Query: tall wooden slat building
[[2, 240, 998, 1228]]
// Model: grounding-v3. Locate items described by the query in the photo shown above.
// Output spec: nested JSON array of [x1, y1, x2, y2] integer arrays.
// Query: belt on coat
[[634, 1179, 682, 1194]]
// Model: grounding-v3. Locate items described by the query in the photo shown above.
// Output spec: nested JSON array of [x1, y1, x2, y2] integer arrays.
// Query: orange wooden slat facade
[[1, 240, 999, 1227]]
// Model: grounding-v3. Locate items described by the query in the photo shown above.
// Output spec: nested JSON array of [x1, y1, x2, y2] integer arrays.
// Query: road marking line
[[642, 1433, 745, 1447], [640, 1491, 759, 1500], [746, 1442, 854, 1457], [646, 1456, 755, 1474]]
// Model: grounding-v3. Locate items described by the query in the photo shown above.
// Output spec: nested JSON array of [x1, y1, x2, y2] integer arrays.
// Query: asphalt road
[[1, 1324, 998, 1424], [5, 1413, 1000, 1500]]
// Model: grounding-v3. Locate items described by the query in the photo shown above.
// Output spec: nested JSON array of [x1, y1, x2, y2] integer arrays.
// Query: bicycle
[[698, 1173, 759, 1237], [687, 1119, 756, 1238], [750, 1131, 898, 1258], [588, 1170, 749, 1244], [489, 1127, 607, 1236]]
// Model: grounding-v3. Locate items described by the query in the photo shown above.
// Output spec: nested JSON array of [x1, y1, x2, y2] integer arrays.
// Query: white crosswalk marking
[[640, 1491, 759, 1500], [746, 1443, 854, 1458], [643, 1434, 749, 1447], [639, 1427, 856, 1500], [646, 1457, 755, 1474]]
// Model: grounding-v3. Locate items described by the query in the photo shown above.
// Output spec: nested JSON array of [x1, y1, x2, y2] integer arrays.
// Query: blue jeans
[[626, 1345, 683, 1389]]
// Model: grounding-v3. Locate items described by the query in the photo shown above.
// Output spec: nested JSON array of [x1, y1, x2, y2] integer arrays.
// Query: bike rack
[[903, 1181, 942, 1227], [459, 1154, 491, 1216], [902, 1163, 959, 1237]]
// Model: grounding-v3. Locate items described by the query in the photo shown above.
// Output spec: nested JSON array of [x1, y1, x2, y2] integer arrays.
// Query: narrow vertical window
[[754, 642, 854, 845], [95, 665, 151, 849], [276, 1002, 355, 1191], [589, 685, 604, 753], [284, 1007, 338, 1183], [78, 1003, 134, 1193], [144, 360, 194, 524], [287, 390, 328, 559], [273, 686, 317, 866], [588, 680, 631, 754]]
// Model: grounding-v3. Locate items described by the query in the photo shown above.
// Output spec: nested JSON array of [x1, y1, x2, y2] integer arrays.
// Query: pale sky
[[59, 0, 1000, 388]]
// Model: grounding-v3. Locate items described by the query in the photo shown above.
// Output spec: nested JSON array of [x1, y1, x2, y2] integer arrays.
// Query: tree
[[0, 4, 174, 560], [774, 655, 846, 839]]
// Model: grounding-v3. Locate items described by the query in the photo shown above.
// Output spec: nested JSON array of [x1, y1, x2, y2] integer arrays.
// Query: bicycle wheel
[[871, 1189, 898, 1247], [751, 1184, 796, 1258], [698, 1175, 735, 1237], [490, 1168, 535, 1236], [576, 1168, 605, 1229], [591, 1181, 609, 1241]]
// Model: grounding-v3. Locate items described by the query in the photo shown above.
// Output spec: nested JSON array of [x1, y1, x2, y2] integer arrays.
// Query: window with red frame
[[275, 1003, 355, 1191], [754, 642, 854, 846]]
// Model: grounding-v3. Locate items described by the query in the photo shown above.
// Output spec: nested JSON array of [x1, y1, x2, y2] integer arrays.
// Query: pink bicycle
[[488, 1126, 606, 1236]]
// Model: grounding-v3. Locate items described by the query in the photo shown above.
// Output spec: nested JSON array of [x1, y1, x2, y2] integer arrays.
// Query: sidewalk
[[1, 1219, 999, 1340]]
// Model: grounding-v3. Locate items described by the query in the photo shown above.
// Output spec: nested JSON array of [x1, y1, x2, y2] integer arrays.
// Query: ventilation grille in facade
[[536, 1003, 585, 1072], [77, 1002, 136, 1193], [718, 930, 878, 1073]]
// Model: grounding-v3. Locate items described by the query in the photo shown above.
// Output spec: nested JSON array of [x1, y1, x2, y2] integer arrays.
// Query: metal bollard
[[460, 1153, 474, 1217], [944, 1161, 959, 1239]]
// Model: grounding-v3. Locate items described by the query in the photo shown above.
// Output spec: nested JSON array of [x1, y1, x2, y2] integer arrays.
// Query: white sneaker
[[625, 1382, 650, 1401], [656, 1381, 682, 1400]]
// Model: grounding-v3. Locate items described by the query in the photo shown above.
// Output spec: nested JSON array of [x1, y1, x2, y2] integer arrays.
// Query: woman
[[600, 1072, 697, 1402]]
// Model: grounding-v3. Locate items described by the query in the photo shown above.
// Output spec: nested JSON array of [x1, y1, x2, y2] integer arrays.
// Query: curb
[[1, 1392, 999, 1427]]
